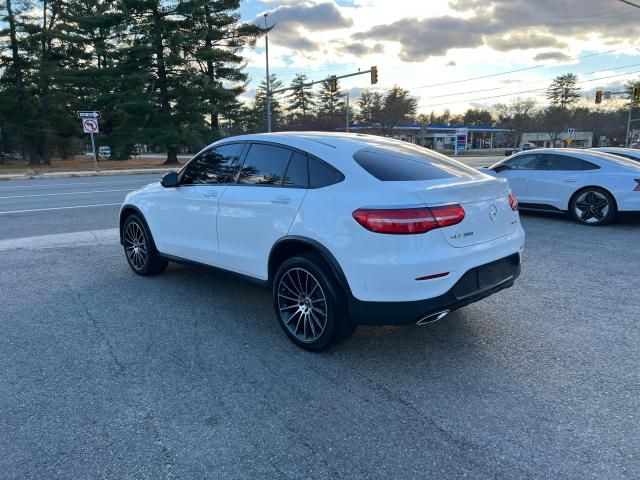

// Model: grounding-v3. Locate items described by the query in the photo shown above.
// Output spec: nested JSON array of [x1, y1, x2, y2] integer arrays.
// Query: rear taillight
[[509, 192, 519, 211], [634, 179, 640, 191], [352, 205, 465, 234]]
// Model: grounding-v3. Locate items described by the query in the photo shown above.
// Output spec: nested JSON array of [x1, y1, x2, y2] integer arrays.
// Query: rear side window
[[540, 154, 600, 171], [181, 143, 244, 185], [309, 157, 343, 188], [238, 144, 292, 185], [282, 152, 308, 188], [353, 148, 453, 181]]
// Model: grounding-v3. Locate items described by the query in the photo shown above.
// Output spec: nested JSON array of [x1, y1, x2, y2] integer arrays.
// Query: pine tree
[[546, 74, 581, 109], [287, 73, 315, 119], [356, 90, 383, 126], [248, 73, 284, 132], [318, 78, 346, 116]]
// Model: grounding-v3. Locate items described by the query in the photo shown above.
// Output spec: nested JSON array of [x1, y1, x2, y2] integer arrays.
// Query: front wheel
[[273, 254, 353, 351], [122, 214, 168, 275], [570, 188, 616, 226]]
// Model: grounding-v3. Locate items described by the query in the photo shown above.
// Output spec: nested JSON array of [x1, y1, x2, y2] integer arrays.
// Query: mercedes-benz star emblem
[[489, 204, 498, 221]]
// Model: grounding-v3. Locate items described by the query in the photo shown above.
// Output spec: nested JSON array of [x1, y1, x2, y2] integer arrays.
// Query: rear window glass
[[353, 147, 469, 181], [308, 157, 343, 188]]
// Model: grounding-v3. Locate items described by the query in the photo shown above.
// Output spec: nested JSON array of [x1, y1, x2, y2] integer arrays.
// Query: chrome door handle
[[202, 191, 218, 198], [514, 177, 526, 181], [564, 179, 577, 183], [271, 195, 291, 205]]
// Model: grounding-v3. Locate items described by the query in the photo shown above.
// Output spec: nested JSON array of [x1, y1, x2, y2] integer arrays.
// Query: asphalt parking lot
[[1, 173, 639, 479]]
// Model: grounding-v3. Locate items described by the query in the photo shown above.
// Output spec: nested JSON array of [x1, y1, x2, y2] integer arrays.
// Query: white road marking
[[0, 228, 119, 252], [0, 188, 133, 199], [0, 203, 121, 215], [0, 178, 156, 190]]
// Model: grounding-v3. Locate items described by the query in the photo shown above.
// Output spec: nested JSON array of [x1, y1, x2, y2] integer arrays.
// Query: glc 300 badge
[[489, 204, 498, 221]]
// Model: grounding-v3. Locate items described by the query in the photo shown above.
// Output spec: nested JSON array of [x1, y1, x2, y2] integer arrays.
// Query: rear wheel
[[273, 254, 354, 351], [123, 214, 168, 275], [570, 188, 616, 226]]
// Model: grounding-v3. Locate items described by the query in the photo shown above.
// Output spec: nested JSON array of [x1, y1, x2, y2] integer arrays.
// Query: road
[[1, 169, 638, 479], [0, 173, 162, 239]]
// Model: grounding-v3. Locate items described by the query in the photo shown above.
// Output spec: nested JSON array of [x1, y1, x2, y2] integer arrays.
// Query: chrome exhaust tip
[[416, 310, 450, 326]]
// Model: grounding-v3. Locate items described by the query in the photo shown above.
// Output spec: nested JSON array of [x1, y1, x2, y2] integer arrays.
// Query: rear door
[[526, 154, 595, 210], [217, 143, 308, 279]]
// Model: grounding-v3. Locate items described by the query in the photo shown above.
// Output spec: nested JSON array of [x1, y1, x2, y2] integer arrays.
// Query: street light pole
[[264, 14, 272, 133], [345, 93, 349, 133]]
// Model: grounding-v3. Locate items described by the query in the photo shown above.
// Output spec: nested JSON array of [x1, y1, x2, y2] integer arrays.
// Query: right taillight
[[352, 205, 465, 235], [634, 179, 640, 191], [508, 192, 519, 211]]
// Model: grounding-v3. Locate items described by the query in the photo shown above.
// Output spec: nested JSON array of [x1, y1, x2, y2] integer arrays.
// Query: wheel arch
[[268, 236, 351, 292], [119, 205, 153, 246], [568, 185, 618, 213]]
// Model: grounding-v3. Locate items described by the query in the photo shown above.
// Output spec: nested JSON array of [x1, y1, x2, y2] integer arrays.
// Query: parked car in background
[[590, 147, 640, 163], [504, 143, 536, 156], [483, 148, 640, 226], [119, 132, 524, 350]]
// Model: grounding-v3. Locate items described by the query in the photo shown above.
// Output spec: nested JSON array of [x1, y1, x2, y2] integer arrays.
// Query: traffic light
[[329, 75, 337, 93], [370, 66, 378, 85], [595, 90, 603, 104], [633, 85, 640, 103]]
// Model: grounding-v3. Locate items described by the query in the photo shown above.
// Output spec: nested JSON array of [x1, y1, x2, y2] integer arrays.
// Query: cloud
[[338, 41, 385, 56], [533, 51, 572, 62], [260, 2, 353, 52], [485, 32, 568, 52], [350, 0, 640, 61]]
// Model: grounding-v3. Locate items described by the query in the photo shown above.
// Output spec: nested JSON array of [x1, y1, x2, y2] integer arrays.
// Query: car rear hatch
[[352, 144, 519, 247], [396, 177, 519, 247]]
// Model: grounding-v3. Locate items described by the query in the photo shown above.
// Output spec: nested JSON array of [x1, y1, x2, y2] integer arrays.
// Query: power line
[[619, 0, 640, 9], [419, 69, 640, 108], [424, 62, 640, 100], [410, 44, 640, 91]]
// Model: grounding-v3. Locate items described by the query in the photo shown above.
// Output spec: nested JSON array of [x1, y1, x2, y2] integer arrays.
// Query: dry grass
[[0, 154, 186, 174]]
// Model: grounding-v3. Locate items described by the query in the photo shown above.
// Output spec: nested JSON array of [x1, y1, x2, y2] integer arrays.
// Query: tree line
[[0, 0, 263, 164]]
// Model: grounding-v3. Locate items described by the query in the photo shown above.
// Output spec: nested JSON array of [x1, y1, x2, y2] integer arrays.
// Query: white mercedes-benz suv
[[120, 133, 524, 350]]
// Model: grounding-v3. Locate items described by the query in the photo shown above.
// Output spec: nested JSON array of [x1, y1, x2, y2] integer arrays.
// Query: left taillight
[[352, 205, 465, 235], [508, 192, 519, 211], [634, 179, 640, 191]]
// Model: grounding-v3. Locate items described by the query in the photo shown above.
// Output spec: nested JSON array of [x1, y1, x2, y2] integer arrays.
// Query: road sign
[[83, 118, 99, 134], [567, 128, 576, 137], [77, 111, 101, 119]]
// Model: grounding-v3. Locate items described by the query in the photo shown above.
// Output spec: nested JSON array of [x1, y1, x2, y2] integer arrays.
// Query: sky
[[238, 0, 640, 114]]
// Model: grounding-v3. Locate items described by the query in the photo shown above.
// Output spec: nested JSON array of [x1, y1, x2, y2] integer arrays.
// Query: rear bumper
[[347, 253, 521, 325]]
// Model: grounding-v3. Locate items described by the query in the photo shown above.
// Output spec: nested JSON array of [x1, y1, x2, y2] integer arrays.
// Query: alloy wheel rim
[[574, 191, 610, 224], [277, 268, 328, 343], [124, 222, 148, 270]]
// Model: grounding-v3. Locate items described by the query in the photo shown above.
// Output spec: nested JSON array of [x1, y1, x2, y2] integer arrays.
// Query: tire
[[273, 253, 354, 351], [122, 214, 168, 276], [570, 187, 616, 226]]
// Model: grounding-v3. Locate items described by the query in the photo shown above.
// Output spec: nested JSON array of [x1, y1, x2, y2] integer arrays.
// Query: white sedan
[[591, 147, 640, 162], [484, 148, 640, 226]]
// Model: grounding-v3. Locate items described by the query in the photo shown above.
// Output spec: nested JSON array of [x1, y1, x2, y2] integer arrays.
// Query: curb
[[0, 168, 173, 181]]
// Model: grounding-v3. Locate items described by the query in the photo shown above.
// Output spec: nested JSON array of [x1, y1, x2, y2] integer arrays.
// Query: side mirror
[[493, 165, 511, 173], [161, 171, 179, 188]]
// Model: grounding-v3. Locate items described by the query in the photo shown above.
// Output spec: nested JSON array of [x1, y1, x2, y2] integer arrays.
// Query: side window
[[181, 143, 244, 185], [504, 154, 539, 170], [581, 160, 600, 170], [540, 154, 584, 171], [282, 152, 308, 188], [238, 144, 292, 185], [308, 156, 343, 188]]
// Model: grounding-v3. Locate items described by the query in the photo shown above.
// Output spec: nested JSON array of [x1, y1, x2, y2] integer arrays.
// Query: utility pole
[[626, 105, 633, 147], [345, 93, 350, 133], [264, 14, 271, 133]]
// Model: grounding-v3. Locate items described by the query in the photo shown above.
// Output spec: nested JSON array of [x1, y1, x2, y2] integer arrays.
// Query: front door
[[151, 143, 245, 265]]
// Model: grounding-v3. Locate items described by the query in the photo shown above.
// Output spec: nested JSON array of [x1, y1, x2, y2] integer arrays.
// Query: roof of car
[[219, 131, 411, 151]]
